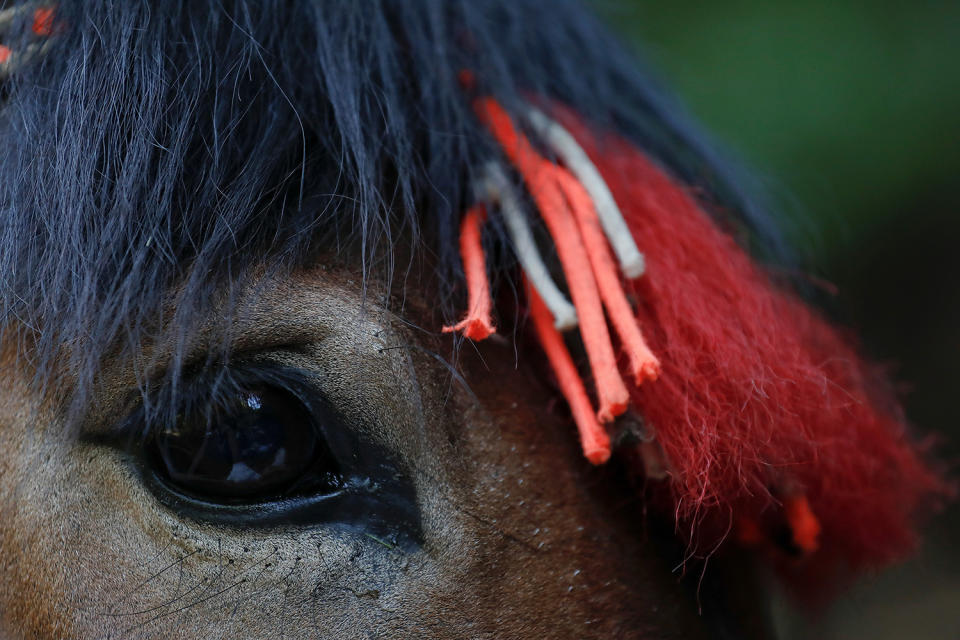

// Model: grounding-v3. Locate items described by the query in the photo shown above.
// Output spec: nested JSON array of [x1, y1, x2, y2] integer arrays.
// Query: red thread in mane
[[556, 110, 949, 576], [444, 90, 946, 581]]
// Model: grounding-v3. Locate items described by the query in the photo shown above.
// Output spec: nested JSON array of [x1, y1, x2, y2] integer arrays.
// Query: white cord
[[524, 106, 645, 279], [0, 5, 33, 30], [480, 162, 578, 331]]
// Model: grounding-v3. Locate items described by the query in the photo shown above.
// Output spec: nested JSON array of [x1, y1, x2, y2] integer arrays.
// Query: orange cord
[[0, 45, 10, 65], [527, 280, 611, 464], [476, 97, 629, 422], [443, 204, 496, 341], [528, 172, 629, 422], [784, 495, 821, 554], [552, 165, 661, 383]]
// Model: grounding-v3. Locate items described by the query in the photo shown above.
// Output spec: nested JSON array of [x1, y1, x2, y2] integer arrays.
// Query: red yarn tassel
[[448, 84, 947, 586], [555, 107, 948, 577]]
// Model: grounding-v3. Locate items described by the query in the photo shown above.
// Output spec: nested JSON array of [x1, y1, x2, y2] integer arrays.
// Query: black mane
[[0, 0, 783, 416]]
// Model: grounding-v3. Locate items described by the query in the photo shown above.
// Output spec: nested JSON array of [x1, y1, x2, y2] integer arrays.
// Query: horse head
[[0, 2, 946, 638]]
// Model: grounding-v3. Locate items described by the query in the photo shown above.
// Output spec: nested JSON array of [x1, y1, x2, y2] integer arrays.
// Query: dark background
[[595, 1, 960, 638]]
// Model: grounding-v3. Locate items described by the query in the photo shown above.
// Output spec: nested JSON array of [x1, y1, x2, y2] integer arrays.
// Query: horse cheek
[[0, 365, 78, 638]]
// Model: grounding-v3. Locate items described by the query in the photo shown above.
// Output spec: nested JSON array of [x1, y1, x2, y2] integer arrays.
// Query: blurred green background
[[595, 1, 960, 638]]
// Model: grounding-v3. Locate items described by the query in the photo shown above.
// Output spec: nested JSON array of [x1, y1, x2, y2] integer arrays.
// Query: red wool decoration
[[558, 111, 949, 576]]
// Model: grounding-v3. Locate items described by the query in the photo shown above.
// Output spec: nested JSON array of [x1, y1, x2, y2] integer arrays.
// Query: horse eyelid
[[85, 358, 327, 449]]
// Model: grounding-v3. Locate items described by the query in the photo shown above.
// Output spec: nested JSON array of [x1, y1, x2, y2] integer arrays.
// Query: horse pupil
[[153, 386, 326, 501]]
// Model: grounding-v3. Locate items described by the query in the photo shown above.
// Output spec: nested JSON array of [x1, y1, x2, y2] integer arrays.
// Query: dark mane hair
[[0, 0, 783, 418]]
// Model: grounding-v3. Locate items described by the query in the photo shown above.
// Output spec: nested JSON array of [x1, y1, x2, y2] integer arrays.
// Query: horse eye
[[149, 385, 342, 503]]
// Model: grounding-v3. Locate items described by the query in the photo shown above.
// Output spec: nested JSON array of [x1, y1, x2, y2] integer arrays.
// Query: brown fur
[[0, 267, 733, 638]]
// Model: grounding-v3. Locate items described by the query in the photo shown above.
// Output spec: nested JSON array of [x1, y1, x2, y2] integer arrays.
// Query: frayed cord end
[[629, 349, 661, 384], [527, 280, 612, 465], [785, 495, 822, 554], [622, 253, 646, 280], [584, 444, 611, 465], [443, 203, 497, 341], [552, 306, 578, 331], [442, 317, 496, 341], [597, 398, 629, 424]]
